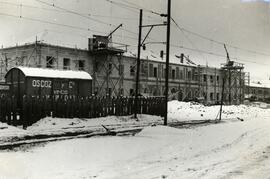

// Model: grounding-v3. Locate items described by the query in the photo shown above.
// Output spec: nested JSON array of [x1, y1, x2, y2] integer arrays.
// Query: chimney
[[160, 50, 164, 59], [180, 53, 184, 63]]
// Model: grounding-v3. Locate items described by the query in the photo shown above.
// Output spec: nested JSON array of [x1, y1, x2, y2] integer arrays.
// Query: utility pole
[[219, 75, 225, 121], [134, 9, 143, 118], [164, 0, 171, 125]]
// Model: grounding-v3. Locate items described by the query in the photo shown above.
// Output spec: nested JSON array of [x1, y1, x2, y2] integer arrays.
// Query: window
[[204, 92, 207, 100], [172, 69, 176, 79], [217, 76, 220, 83], [46, 56, 55, 68], [119, 64, 124, 75], [119, 88, 124, 95], [216, 93, 220, 101], [187, 71, 191, 79], [130, 89, 134, 96], [158, 65, 162, 78], [210, 75, 214, 83], [179, 70, 183, 79], [140, 63, 148, 76], [192, 69, 195, 80], [63, 58, 70, 70], [16, 56, 26, 66], [183, 68, 187, 79], [203, 74, 207, 82], [144, 88, 148, 93], [162, 67, 165, 78], [149, 63, 154, 77], [210, 93, 214, 100], [176, 67, 180, 79], [154, 67, 158, 78], [169, 66, 172, 79], [130, 66, 135, 76], [78, 60, 85, 70], [194, 70, 198, 81]]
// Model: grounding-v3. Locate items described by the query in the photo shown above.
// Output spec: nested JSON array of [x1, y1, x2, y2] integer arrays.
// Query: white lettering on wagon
[[32, 80, 52, 88]]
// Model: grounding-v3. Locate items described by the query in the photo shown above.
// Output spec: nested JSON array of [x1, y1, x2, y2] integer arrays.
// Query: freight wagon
[[5, 67, 92, 99]]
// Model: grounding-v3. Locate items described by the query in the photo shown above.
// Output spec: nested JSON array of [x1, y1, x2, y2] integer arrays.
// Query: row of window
[[130, 64, 198, 80], [46, 56, 85, 70], [203, 74, 220, 83], [247, 88, 270, 95]]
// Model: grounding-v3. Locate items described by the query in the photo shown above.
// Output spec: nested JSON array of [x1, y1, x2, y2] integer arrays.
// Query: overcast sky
[[0, 0, 270, 82]]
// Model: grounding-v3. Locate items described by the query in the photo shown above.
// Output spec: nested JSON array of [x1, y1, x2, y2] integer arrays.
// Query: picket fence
[[0, 95, 166, 128]]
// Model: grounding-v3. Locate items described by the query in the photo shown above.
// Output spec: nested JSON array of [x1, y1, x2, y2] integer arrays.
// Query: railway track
[[0, 119, 221, 150]]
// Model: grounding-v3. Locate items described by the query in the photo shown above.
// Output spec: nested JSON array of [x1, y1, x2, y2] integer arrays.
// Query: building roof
[[7, 66, 92, 80], [249, 81, 270, 88], [124, 50, 197, 67]]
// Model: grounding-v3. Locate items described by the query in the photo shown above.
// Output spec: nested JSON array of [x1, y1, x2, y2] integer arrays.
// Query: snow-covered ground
[[0, 101, 270, 178], [168, 101, 270, 121]]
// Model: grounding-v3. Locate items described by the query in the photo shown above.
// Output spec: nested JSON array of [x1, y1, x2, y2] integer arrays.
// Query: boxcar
[[5, 66, 92, 99]]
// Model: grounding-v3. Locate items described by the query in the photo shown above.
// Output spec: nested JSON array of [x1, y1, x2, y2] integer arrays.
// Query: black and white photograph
[[0, 0, 270, 178]]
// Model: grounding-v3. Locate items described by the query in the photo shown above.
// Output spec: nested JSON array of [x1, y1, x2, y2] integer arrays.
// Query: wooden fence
[[0, 95, 166, 128]]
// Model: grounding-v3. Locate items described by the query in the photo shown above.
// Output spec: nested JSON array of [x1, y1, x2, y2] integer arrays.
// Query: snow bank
[[168, 100, 270, 122], [0, 123, 26, 141], [0, 100, 269, 144], [27, 115, 163, 135]]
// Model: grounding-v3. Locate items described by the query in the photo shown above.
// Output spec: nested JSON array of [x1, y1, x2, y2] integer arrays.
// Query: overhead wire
[[170, 17, 270, 67], [35, 0, 143, 37], [0, 1, 157, 22], [103, 0, 164, 22], [1, 0, 162, 46], [171, 16, 270, 57], [170, 44, 270, 66], [0, 1, 64, 13], [0, 12, 102, 33], [171, 17, 206, 61], [3, 0, 268, 68]]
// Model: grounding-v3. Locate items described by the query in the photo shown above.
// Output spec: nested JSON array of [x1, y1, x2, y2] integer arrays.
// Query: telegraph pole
[[164, 0, 171, 125], [219, 75, 225, 121], [134, 9, 143, 118]]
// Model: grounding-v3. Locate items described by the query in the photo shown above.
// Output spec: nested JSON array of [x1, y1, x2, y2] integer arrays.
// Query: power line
[[171, 17, 270, 57], [0, 0, 157, 39], [0, 1, 64, 13], [138, 40, 270, 66], [35, 0, 141, 37], [45, 29, 136, 46], [36, 0, 113, 26], [0, 1, 159, 22], [113, 0, 164, 16], [170, 44, 270, 66], [4, 0, 161, 43], [103, 0, 163, 21], [171, 17, 206, 61], [0, 12, 103, 33], [0, 12, 140, 42]]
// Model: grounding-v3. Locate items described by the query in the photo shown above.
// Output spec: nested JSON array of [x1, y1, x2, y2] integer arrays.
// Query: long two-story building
[[0, 37, 248, 105]]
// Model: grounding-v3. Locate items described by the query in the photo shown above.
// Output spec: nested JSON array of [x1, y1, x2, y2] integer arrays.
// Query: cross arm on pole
[[141, 26, 153, 45], [140, 23, 167, 46], [107, 24, 123, 38], [141, 23, 167, 28]]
